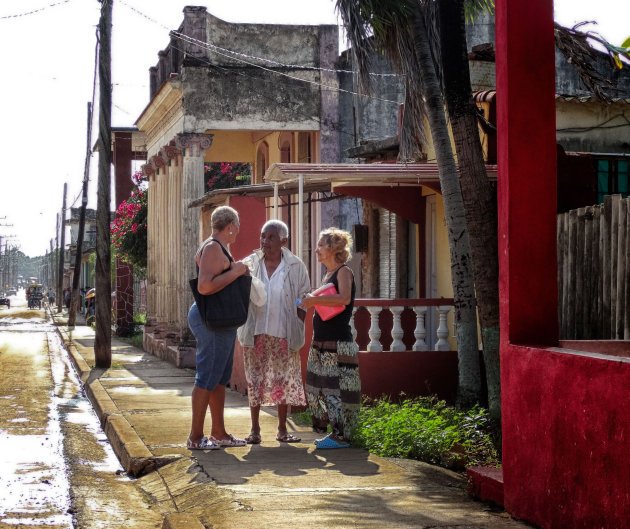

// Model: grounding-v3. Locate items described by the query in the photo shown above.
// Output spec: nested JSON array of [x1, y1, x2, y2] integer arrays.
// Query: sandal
[[245, 432, 262, 444], [314, 436, 349, 449], [210, 434, 247, 447], [276, 433, 301, 443], [186, 436, 220, 450]]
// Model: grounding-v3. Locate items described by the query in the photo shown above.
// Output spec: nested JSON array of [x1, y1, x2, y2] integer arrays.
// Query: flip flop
[[245, 432, 262, 444], [186, 436, 220, 450], [210, 434, 247, 447], [276, 433, 301, 443], [314, 436, 350, 449]]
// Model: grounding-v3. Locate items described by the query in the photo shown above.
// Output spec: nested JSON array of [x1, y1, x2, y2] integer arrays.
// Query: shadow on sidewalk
[[194, 443, 379, 486]]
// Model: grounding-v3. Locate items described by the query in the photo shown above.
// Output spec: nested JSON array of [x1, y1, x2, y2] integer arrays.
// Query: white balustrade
[[412, 306, 429, 351], [350, 307, 358, 343], [389, 306, 405, 351], [435, 305, 452, 351], [366, 306, 383, 352], [353, 302, 453, 353]]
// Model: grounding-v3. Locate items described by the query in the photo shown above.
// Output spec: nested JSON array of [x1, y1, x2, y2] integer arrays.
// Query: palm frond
[[554, 22, 622, 101]]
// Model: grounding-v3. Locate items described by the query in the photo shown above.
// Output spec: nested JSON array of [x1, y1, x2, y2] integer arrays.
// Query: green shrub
[[352, 396, 499, 468]]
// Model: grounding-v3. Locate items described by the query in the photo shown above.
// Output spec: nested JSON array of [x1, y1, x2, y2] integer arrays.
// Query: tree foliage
[[111, 171, 147, 271]]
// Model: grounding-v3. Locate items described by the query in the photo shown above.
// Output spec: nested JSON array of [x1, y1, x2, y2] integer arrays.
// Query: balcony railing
[[350, 298, 455, 352]]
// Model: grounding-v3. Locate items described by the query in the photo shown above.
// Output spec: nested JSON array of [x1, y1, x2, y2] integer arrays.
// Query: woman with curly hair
[[299, 227, 360, 449]]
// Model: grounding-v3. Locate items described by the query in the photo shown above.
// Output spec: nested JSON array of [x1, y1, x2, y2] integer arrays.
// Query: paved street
[[0, 293, 163, 528]]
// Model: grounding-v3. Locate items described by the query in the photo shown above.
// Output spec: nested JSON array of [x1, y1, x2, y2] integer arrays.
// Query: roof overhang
[[264, 162, 498, 191], [189, 162, 499, 210]]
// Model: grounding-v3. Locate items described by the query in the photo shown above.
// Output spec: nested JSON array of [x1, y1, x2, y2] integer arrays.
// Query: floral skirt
[[243, 334, 306, 407], [305, 340, 361, 441]]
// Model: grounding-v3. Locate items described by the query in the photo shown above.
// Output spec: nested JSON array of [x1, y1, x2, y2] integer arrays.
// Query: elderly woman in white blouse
[[237, 220, 311, 444]]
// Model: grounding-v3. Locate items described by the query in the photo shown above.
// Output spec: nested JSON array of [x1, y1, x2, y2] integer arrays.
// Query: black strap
[[210, 237, 234, 262], [196, 238, 233, 277]]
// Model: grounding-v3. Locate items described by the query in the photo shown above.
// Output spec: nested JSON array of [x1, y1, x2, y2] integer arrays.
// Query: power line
[[0, 0, 71, 20]]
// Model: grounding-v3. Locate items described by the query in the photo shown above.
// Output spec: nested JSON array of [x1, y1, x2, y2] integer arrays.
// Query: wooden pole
[[69, 102, 93, 327], [56, 183, 67, 313], [94, 0, 112, 367]]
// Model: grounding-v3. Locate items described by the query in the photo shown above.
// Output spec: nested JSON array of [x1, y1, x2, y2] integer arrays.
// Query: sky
[[0, 0, 628, 258]]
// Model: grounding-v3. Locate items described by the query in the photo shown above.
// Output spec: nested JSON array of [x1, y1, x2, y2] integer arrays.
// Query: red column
[[113, 132, 135, 334], [496, 0, 558, 347]]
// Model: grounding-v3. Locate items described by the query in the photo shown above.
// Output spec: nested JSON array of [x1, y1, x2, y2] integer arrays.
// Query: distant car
[[0, 295, 10, 309], [7, 288, 16, 296]]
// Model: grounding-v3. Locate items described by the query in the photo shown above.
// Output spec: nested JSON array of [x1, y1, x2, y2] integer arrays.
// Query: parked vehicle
[[0, 295, 9, 309]]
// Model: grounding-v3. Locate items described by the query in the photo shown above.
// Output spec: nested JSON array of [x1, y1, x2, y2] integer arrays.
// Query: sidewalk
[[51, 310, 529, 529]]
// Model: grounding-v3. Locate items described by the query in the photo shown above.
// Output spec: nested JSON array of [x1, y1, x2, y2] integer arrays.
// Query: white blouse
[[253, 257, 287, 338]]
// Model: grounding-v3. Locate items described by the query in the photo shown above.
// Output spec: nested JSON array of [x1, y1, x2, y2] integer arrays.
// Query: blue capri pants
[[188, 303, 237, 391]]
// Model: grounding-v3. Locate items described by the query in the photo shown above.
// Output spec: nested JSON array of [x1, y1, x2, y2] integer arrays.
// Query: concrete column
[[151, 154, 168, 326], [142, 164, 157, 324], [176, 133, 213, 340]]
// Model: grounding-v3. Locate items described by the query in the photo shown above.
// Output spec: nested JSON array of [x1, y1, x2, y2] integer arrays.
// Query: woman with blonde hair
[[299, 227, 360, 449], [187, 205, 249, 450]]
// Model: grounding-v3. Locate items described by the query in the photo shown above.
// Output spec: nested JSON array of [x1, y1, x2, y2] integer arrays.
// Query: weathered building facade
[[136, 7, 341, 361]]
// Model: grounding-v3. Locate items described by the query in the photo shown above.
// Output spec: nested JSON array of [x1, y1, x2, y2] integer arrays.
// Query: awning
[[190, 161, 499, 258]]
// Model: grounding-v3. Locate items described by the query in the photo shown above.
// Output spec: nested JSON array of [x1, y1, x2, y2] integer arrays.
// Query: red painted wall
[[229, 195, 266, 260], [496, 1, 630, 527], [502, 345, 630, 528]]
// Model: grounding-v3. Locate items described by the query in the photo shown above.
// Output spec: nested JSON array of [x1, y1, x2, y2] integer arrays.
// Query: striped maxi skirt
[[304, 339, 361, 441]]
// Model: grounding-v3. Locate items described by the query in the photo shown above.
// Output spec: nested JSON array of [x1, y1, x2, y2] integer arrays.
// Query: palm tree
[[337, 0, 482, 407], [435, 0, 501, 424]]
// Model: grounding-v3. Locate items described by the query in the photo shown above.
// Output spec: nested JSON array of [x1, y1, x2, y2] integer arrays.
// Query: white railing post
[[390, 306, 405, 351], [435, 305, 452, 351], [366, 306, 383, 352], [413, 306, 428, 351], [350, 307, 358, 344]]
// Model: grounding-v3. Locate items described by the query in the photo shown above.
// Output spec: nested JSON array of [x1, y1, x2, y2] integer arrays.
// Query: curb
[[54, 320, 180, 478]]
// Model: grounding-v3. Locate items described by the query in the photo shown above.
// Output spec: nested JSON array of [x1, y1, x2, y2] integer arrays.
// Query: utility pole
[[55, 214, 60, 303], [49, 239, 54, 300], [69, 102, 93, 327], [56, 183, 67, 313], [94, 0, 112, 367]]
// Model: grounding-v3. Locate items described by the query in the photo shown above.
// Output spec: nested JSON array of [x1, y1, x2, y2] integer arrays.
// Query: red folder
[[312, 283, 345, 321]]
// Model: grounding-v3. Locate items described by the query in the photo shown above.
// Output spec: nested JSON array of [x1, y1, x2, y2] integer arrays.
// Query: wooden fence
[[557, 194, 630, 340]]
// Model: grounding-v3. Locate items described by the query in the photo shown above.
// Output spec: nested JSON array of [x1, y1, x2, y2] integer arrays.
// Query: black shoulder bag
[[189, 239, 252, 330]]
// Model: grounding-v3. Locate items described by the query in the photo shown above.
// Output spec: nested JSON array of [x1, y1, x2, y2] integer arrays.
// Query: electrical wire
[[0, 0, 70, 20]]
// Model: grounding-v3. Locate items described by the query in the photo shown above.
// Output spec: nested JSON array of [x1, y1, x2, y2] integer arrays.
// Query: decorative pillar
[[435, 306, 452, 351], [160, 142, 182, 331], [389, 306, 405, 351], [176, 133, 213, 340], [412, 306, 429, 351], [366, 306, 383, 352], [151, 154, 168, 327], [142, 163, 157, 324]]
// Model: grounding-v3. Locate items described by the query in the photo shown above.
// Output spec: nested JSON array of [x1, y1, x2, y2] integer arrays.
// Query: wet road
[[0, 293, 162, 528]]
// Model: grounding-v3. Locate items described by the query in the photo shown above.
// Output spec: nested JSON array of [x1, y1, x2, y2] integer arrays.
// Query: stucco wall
[[502, 345, 630, 529], [178, 14, 339, 133], [337, 50, 403, 162], [556, 99, 630, 153]]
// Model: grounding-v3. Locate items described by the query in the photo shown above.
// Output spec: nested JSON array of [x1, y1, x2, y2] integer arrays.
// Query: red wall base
[[467, 466, 504, 507], [502, 344, 630, 529]]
